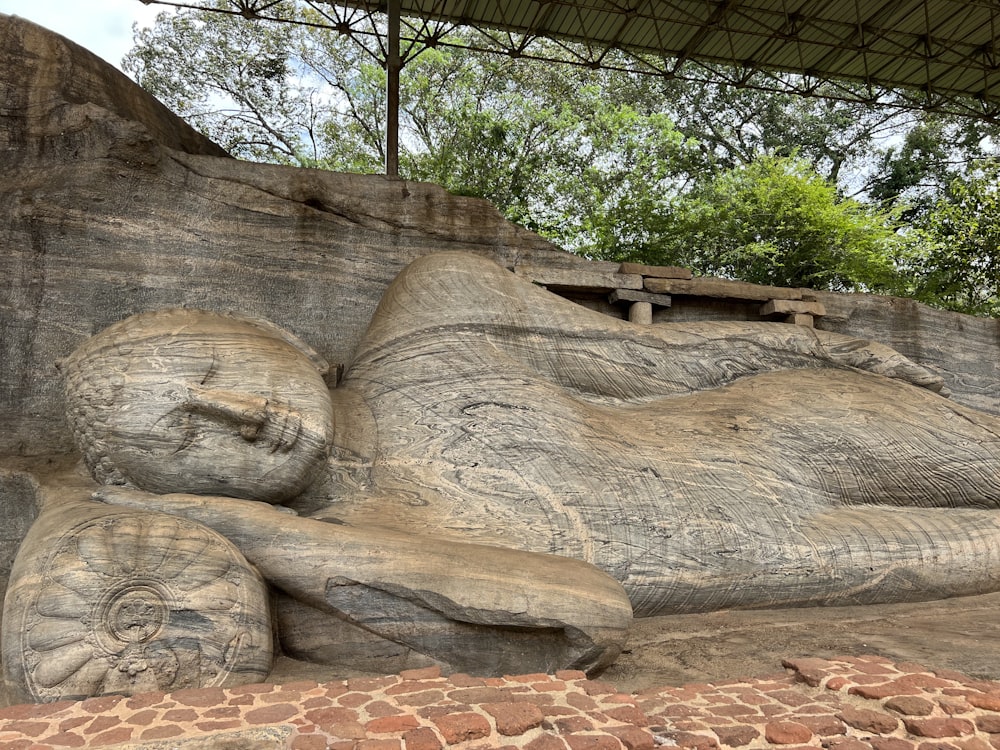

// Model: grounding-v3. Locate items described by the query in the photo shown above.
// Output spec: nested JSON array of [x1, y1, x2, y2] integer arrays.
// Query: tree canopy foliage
[[124, 1, 1000, 317]]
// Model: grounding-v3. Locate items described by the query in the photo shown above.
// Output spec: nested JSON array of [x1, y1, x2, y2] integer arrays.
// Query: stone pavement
[[3, 655, 1000, 749]]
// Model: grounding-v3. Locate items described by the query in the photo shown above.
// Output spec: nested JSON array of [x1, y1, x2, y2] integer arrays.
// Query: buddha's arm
[[360, 253, 946, 403], [94, 487, 632, 674]]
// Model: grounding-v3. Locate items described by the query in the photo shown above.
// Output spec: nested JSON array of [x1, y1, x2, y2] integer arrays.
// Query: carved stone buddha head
[[62, 309, 334, 502]]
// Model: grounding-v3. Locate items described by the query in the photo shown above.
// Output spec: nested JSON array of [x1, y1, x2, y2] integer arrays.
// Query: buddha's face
[[66, 311, 334, 503]]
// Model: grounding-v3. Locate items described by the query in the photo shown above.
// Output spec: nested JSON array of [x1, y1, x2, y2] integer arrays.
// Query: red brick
[[483, 701, 544, 735], [795, 669, 827, 687], [904, 718, 976, 738], [44, 730, 87, 747], [940, 698, 974, 716], [827, 677, 851, 691], [957, 739, 995, 750], [870, 738, 916, 750], [447, 674, 485, 687], [525, 735, 570, 750], [4, 720, 51, 737], [196, 720, 243, 731], [306, 706, 360, 727], [895, 675, 958, 690], [403, 726, 444, 750], [565, 736, 622, 749], [977, 715, 1000, 733], [825, 738, 874, 750], [367, 715, 421, 734], [388, 681, 449, 696], [885, 696, 936, 716], [543, 706, 581, 717], [838, 707, 900, 734], [662, 731, 720, 749], [506, 673, 552, 683], [125, 709, 159, 726], [330, 721, 368, 740], [141, 724, 185, 740], [605, 705, 650, 727], [349, 676, 400, 692], [292, 734, 332, 750], [783, 657, 834, 672], [368, 701, 404, 718], [357, 740, 402, 750], [59, 716, 90, 732], [245, 703, 299, 725], [557, 670, 589, 681], [765, 721, 813, 745], [968, 694, 1000, 712], [608, 725, 656, 750], [303, 696, 333, 710], [162, 708, 199, 722], [712, 724, 760, 746], [850, 683, 922, 700], [206, 705, 243, 718], [337, 693, 372, 708], [170, 686, 228, 707], [79, 694, 124, 713], [432, 711, 491, 744], [0, 700, 76, 721], [446, 687, 515, 704], [85, 715, 122, 734], [552, 715, 594, 733], [230, 682, 277, 695], [708, 704, 758, 718], [769, 690, 815, 707], [534, 681, 568, 692], [796, 714, 847, 736], [395, 690, 447, 707], [567, 693, 599, 711], [90, 726, 135, 745], [581, 681, 618, 696]]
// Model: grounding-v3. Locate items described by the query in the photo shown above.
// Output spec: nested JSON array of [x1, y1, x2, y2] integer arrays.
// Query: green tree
[[901, 161, 1000, 316], [665, 155, 903, 291], [123, 3, 999, 313]]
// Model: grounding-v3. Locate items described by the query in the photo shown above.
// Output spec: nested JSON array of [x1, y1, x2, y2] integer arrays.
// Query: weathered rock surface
[[95, 486, 632, 677], [1, 12, 998, 466], [2, 493, 272, 703], [315, 252, 1000, 616], [0, 13, 577, 459]]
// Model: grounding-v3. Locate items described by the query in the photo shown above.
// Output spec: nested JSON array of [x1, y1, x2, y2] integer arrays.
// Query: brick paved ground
[[3, 656, 1000, 749]]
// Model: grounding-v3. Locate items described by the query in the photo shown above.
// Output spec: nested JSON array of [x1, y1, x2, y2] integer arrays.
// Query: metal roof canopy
[[142, 0, 1000, 174], [350, 0, 1000, 107]]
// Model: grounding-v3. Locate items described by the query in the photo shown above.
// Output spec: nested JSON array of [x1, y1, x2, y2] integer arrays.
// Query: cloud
[[0, 0, 166, 72]]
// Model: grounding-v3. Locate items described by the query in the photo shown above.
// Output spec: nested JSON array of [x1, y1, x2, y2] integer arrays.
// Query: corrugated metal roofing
[[330, 0, 1000, 115]]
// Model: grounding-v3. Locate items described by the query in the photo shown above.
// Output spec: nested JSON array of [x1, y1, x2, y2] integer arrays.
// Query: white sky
[[0, 0, 167, 72]]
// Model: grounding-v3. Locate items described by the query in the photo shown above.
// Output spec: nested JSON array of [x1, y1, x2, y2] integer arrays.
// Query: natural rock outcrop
[[1, 12, 998, 466], [3, 13, 1000, 701]]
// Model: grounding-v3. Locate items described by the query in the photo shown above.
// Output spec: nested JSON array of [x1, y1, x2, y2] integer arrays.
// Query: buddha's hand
[[812, 329, 949, 395], [93, 486, 298, 515]]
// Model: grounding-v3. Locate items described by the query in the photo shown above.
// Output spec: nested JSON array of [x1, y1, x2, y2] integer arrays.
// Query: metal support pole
[[386, 0, 401, 177]]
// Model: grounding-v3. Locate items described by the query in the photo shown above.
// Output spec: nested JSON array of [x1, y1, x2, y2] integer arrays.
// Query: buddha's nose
[[182, 385, 268, 441]]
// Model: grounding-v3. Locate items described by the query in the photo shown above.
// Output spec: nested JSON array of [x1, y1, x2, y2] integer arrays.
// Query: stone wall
[[1, 12, 998, 462]]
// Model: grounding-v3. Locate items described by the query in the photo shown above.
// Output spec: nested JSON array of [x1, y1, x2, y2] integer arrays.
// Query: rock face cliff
[[0, 14, 578, 458], [1, 12, 998, 460]]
